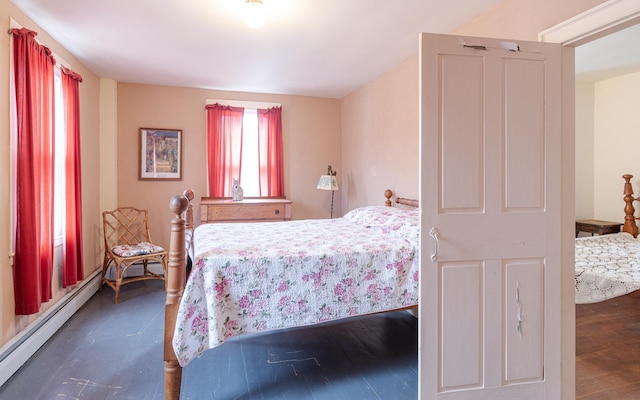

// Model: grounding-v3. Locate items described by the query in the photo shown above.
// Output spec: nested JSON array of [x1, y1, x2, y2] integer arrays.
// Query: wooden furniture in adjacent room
[[574, 174, 640, 304], [575, 219, 622, 237], [200, 197, 292, 223]]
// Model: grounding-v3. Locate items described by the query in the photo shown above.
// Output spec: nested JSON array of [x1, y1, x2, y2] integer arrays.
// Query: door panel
[[440, 54, 484, 212], [504, 258, 544, 383], [440, 261, 482, 390], [504, 58, 546, 210], [419, 33, 562, 399]]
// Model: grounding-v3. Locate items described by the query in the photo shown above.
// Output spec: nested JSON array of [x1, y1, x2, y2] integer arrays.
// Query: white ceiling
[[8, 0, 500, 98], [575, 23, 640, 82], [9, 0, 639, 98]]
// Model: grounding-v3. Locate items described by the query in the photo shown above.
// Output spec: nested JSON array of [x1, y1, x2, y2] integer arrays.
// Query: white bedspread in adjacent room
[[575, 232, 640, 304], [172, 206, 420, 366]]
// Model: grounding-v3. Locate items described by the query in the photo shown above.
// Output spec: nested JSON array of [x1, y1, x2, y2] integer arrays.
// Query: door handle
[[429, 227, 439, 262]]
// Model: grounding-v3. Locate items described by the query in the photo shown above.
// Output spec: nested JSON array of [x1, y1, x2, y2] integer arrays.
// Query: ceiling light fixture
[[243, 0, 267, 29]]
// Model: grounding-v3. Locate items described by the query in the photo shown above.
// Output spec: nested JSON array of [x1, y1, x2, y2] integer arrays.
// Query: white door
[[419, 33, 564, 399]]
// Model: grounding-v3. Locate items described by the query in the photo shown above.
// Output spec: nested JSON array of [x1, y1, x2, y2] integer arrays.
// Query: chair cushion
[[111, 242, 165, 257]]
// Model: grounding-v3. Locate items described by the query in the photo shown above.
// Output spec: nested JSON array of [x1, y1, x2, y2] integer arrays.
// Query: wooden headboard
[[623, 174, 639, 237], [384, 189, 419, 208]]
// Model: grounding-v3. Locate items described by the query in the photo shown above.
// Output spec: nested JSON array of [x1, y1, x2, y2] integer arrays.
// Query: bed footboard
[[164, 190, 193, 400]]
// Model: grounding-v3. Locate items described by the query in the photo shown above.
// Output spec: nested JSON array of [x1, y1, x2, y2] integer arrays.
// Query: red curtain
[[257, 107, 284, 197], [61, 67, 84, 287], [11, 28, 56, 315], [205, 103, 244, 197]]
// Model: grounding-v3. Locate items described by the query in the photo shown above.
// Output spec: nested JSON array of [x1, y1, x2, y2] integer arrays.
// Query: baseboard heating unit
[[0, 269, 100, 387]]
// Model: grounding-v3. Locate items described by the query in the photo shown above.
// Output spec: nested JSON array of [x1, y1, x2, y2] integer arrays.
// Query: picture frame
[[139, 128, 183, 180]]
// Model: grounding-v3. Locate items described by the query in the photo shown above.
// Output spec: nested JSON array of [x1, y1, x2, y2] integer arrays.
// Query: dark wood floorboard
[[13, 279, 639, 399], [0, 280, 418, 400], [576, 294, 640, 400]]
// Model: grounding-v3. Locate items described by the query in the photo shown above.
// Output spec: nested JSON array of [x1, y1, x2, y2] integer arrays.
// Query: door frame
[[539, 0, 640, 46], [539, 1, 640, 399]]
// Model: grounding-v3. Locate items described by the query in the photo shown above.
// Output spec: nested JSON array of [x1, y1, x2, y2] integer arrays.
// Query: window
[[53, 68, 66, 243], [10, 26, 85, 314], [205, 101, 284, 198], [10, 27, 58, 314], [239, 109, 259, 196]]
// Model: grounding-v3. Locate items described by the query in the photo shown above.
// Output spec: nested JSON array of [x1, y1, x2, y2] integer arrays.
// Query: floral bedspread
[[172, 206, 420, 366], [575, 232, 640, 303]]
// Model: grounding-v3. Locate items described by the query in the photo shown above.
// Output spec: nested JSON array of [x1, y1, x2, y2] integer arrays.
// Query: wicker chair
[[101, 207, 168, 303]]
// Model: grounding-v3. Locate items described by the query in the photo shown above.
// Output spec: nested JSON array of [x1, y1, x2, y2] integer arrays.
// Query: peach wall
[[116, 84, 341, 249], [593, 71, 640, 222], [100, 79, 118, 214], [452, 0, 606, 41], [575, 81, 595, 220], [340, 56, 420, 211], [0, 0, 102, 347]]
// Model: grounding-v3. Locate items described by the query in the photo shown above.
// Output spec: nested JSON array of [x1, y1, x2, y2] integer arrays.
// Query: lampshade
[[316, 165, 338, 191], [316, 165, 338, 218], [243, 0, 267, 29], [316, 174, 339, 191]]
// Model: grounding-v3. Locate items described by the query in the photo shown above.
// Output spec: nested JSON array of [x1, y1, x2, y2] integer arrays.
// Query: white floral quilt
[[575, 232, 640, 304], [172, 206, 420, 366]]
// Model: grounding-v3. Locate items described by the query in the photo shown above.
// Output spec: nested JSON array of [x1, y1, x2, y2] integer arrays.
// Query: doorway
[[539, 1, 640, 398]]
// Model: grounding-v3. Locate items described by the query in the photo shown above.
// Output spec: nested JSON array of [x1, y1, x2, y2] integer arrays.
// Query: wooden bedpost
[[184, 189, 194, 230], [623, 174, 639, 238], [384, 189, 393, 206], [164, 194, 189, 400]]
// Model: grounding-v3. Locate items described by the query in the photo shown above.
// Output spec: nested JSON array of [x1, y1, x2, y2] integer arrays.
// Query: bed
[[163, 189, 420, 399], [575, 174, 640, 303]]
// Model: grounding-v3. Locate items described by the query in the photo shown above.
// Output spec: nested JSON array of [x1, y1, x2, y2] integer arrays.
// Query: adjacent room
[[0, 0, 637, 399], [573, 21, 640, 399]]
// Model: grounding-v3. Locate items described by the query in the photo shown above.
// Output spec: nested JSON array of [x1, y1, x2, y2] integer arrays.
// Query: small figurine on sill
[[232, 178, 244, 201]]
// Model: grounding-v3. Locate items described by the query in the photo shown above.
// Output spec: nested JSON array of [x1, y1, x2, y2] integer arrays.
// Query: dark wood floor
[[0, 280, 418, 400], [576, 294, 640, 399], [3, 280, 639, 399]]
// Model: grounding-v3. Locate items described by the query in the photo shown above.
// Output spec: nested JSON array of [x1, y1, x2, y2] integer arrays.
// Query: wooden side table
[[575, 219, 622, 237]]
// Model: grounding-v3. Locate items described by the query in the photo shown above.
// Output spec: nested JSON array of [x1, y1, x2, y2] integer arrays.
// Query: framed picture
[[139, 128, 182, 180]]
